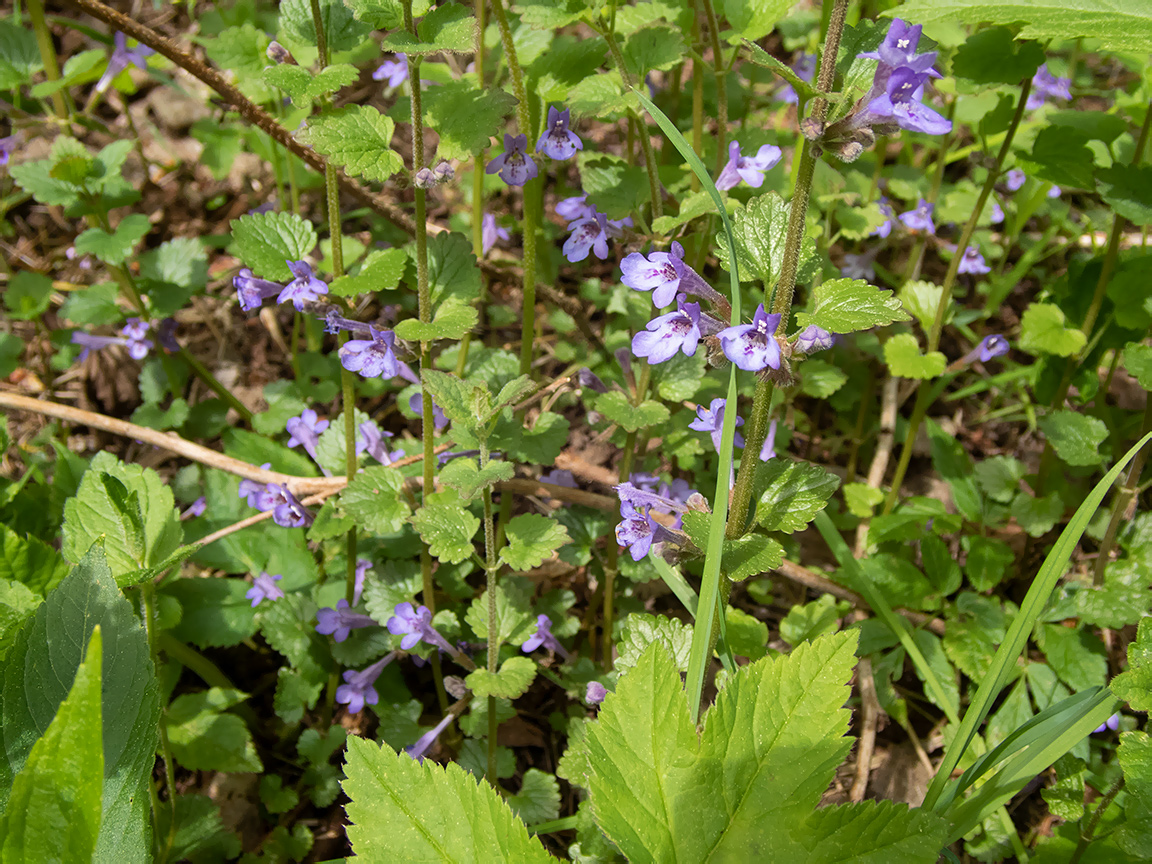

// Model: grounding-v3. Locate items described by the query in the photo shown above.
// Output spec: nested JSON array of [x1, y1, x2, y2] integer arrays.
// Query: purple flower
[[989, 200, 1005, 225], [358, 422, 402, 466], [409, 393, 448, 430], [841, 252, 876, 281], [689, 397, 744, 453], [539, 469, 577, 488], [872, 197, 896, 239], [621, 243, 684, 307], [795, 325, 834, 354], [95, 31, 154, 94], [1005, 168, 1027, 192], [373, 54, 408, 88], [180, 496, 207, 520], [156, 318, 179, 352], [1048, 184, 1061, 199], [336, 652, 395, 714], [632, 300, 703, 364], [1027, 64, 1071, 110], [405, 711, 456, 762], [577, 368, 608, 394], [536, 105, 583, 160], [556, 195, 594, 222], [286, 409, 330, 473], [563, 212, 610, 262], [386, 602, 454, 654], [413, 167, 436, 189], [340, 326, 399, 379], [234, 268, 283, 312], [521, 614, 571, 661], [119, 318, 153, 360], [1093, 713, 1121, 734], [0, 135, 19, 167], [481, 213, 510, 255], [71, 329, 150, 362], [615, 501, 661, 561], [486, 133, 538, 187], [715, 141, 783, 191], [899, 199, 935, 234], [238, 465, 272, 508], [959, 334, 1010, 364], [760, 419, 778, 461], [586, 681, 607, 705], [867, 68, 951, 136], [778, 52, 816, 104], [717, 303, 783, 371], [354, 559, 372, 607], [278, 260, 328, 310], [246, 572, 284, 607], [957, 246, 991, 275], [269, 485, 313, 528], [860, 18, 941, 82], [316, 599, 377, 642]]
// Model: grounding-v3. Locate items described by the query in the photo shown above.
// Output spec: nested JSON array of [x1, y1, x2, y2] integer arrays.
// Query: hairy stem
[[882, 76, 1032, 514], [480, 436, 500, 784], [1068, 778, 1125, 864], [142, 583, 178, 860], [1093, 386, 1152, 584]]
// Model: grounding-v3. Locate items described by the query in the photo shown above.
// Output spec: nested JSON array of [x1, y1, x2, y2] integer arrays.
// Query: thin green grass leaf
[[646, 548, 699, 617], [633, 87, 741, 721], [923, 430, 1152, 810]]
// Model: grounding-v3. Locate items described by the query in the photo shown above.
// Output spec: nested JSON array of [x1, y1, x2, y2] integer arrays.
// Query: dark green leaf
[[296, 105, 404, 182], [230, 211, 318, 281], [951, 28, 1045, 85]]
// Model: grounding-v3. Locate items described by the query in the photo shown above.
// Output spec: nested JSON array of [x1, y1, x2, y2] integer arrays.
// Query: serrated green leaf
[[1036, 623, 1107, 693], [499, 514, 570, 571], [843, 483, 885, 518], [343, 735, 553, 861], [421, 368, 482, 433], [780, 595, 850, 647], [725, 606, 768, 660], [616, 613, 694, 672], [723, 0, 794, 41], [723, 532, 784, 581], [341, 466, 411, 536], [577, 152, 650, 221], [795, 799, 949, 861], [798, 359, 847, 398], [0, 546, 159, 862], [884, 332, 947, 379], [1065, 560, 1152, 629], [62, 452, 183, 582], [507, 768, 560, 826], [162, 577, 259, 649], [0, 20, 43, 88], [715, 193, 815, 288], [1019, 302, 1086, 357], [889, 0, 1152, 55], [465, 655, 537, 700], [464, 578, 534, 646], [898, 279, 944, 333], [754, 459, 840, 533], [394, 301, 478, 342], [411, 503, 479, 564], [423, 79, 519, 159], [263, 62, 358, 107], [297, 105, 404, 182], [330, 247, 408, 297], [230, 212, 318, 281], [1097, 165, 1152, 226], [1039, 410, 1108, 467], [0, 523, 70, 597], [344, 0, 431, 29], [621, 23, 686, 78], [380, 2, 476, 54], [201, 24, 271, 101], [1125, 342, 1152, 391], [278, 0, 372, 52], [491, 411, 570, 465], [795, 278, 910, 335], [73, 214, 151, 265], [1011, 491, 1065, 537], [4, 272, 53, 321], [437, 458, 514, 501], [568, 69, 634, 119], [1116, 730, 1152, 857], [1018, 126, 1096, 190], [951, 28, 1045, 85], [513, 0, 588, 29], [593, 390, 670, 432], [260, 775, 299, 814], [963, 536, 1015, 592], [0, 628, 103, 864], [165, 688, 262, 773], [1113, 617, 1152, 711]]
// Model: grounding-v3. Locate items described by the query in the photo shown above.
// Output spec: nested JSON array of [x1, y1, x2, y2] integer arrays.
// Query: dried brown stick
[[850, 651, 880, 802], [62, 0, 416, 235]]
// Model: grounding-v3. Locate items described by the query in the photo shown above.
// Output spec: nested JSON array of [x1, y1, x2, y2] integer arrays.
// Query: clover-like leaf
[[592, 391, 670, 432], [439, 457, 515, 500], [500, 514, 570, 571], [884, 332, 947, 379], [1018, 303, 1086, 357]]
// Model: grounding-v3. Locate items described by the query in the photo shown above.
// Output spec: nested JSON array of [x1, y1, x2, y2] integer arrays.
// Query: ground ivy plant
[[1, 0, 1151, 861]]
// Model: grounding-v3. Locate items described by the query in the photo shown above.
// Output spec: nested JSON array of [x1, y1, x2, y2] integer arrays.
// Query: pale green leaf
[[411, 503, 480, 565], [464, 578, 534, 646], [616, 613, 694, 673], [330, 248, 409, 298], [578, 152, 650, 220], [1112, 617, 1152, 711], [951, 27, 1046, 85], [507, 768, 560, 826], [424, 79, 519, 159], [341, 466, 410, 536], [1124, 342, 1152, 391], [722, 0, 794, 41], [394, 301, 478, 342], [296, 105, 403, 182], [499, 514, 570, 571], [73, 214, 151, 265], [344, 0, 430, 29], [343, 735, 553, 861], [884, 332, 947, 379], [465, 656, 537, 700], [592, 390, 670, 432], [165, 688, 262, 773], [0, 628, 103, 864], [715, 193, 816, 288], [780, 595, 850, 647], [1018, 303, 1086, 357], [754, 459, 841, 533], [380, 2, 476, 54], [0, 20, 43, 88], [230, 212, 318, 281], [0, 523, 70, 597], [1039, 410, 1108, 467], [438, 458, 516, 500], [795, 278, 910, 335], [1097, 165, 1152, 226]]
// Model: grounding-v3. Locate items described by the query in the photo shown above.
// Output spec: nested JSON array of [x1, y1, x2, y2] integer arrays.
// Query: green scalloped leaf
[[465, 656, 537, 700], [884, 332, 946, 379], [795, 278, 910, 335], [380, 2, 476, 54], [296, 105, 404, 182], [499, 514, 570, 571], [231, 212, 318, 281], [411, 503, 479, 564]]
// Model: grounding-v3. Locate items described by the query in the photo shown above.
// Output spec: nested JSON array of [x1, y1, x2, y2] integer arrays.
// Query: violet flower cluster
[[1027, 64, 1071, 110], [95, 31, 154, 95], [72, 317, 155, 362], [316, 599, 377, 642], [715, 141, 783, 192], [336, 652, 395, 715], [238, 469, 314, 529], [246, 572, 285, 607], [521, 614, 571, 661], [613, 482, 690, 561], [373, 54, 408, 89], [234, 260, 328, 312]]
